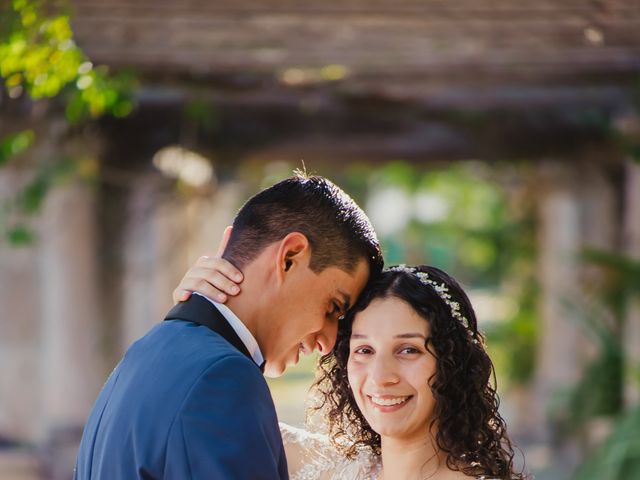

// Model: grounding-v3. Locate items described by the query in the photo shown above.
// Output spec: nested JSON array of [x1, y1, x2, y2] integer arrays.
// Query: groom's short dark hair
[[223, 174, 383, 277]]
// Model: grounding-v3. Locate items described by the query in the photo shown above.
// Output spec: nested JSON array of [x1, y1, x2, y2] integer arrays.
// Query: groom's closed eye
[[336, 289, 351, 314], [328, 300, 345, 319]]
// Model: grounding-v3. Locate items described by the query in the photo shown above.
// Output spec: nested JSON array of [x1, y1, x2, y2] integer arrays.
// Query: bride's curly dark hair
[[310, 265, 529, 479]]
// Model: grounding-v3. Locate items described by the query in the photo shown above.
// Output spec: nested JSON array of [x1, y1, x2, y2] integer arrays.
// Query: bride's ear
[[275, 232, 310, 284]]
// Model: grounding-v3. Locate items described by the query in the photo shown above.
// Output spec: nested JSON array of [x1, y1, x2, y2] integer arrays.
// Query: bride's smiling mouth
[[367, 394, 413, 412]]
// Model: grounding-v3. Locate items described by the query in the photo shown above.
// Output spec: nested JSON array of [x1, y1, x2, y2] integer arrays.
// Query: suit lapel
[[164, 295, 253, 363]]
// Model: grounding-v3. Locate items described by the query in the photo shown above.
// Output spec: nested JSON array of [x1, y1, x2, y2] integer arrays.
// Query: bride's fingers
[[173, 282, 192, 304], [172, 247, 243, 305], [172, 288, 192, 304], [173, 267, 242, 304], [192, 267, 241, 295], [174, 276, 229, 304], [173, 272, 202, 303], [196, 256, 243, 283]]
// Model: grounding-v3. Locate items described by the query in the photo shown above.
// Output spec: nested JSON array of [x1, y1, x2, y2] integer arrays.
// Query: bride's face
[[347, 296, 436, 442]]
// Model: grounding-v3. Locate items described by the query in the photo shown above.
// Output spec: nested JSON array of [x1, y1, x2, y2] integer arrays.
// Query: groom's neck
[[224, 295, 258, 339], [223, 251, 274, 343]]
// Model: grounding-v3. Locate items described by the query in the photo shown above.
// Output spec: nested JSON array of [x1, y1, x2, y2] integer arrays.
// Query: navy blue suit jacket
[[74, 295, 288, 479]]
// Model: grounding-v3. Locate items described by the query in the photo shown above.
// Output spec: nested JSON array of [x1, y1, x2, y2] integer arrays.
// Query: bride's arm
[[279, 423, 340, 480]]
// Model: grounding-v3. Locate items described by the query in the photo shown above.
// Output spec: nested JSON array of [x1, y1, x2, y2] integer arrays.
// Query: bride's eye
[[398, 346, 422, 355], [353, 346, 374, 355]]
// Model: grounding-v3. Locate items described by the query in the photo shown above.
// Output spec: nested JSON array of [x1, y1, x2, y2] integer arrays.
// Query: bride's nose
[[369, 354, 400, 386]]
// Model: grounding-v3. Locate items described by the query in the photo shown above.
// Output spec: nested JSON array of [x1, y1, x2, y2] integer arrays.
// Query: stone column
[[535, 171, 585, 410], [38, 181, 103, 477], [0, 170, 41, 443], [623, 160, 640, 407], [531, 164, 594, 476]]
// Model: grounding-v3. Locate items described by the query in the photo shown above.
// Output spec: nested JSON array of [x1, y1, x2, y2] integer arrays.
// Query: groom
[[74, 174, 383, 479]]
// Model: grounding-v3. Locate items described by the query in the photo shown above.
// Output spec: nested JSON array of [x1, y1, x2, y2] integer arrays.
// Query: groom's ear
[[215, 226, 233, 258], [274, 232, 310, 285]]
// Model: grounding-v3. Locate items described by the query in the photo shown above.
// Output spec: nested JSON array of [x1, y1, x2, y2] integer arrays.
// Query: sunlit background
[[1, 1, 640, 479]]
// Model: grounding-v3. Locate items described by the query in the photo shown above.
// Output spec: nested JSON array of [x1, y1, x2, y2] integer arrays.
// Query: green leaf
[[0, 130, 34, 166], [19, 174, 50, 214], [6, 225, 34, 246]]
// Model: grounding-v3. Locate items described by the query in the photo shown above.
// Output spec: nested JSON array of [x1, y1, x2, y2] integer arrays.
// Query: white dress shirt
[[193, 292, 265, 368]]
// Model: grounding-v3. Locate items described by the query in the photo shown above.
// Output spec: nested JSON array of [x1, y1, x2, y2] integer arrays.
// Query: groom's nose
[[311, 320, 339, 355]]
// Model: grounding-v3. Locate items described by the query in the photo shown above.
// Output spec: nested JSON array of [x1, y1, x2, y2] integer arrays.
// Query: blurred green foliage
[[0, 0, 134, 122], [574, 405, 640, 480], [567, 251, 640, 428], [341, 162, 535, 280], [0, 0, 136, 245], [564, 250, 640, 479], [554, 299, 623, 433], [485, 281, 539, 385], [0, 129, 34, 166]]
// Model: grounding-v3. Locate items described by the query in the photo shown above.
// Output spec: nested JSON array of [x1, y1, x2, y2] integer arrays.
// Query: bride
[[175, 261, 529, 479]]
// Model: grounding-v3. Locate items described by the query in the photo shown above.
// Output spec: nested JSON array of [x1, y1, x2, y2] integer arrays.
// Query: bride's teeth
[[370, 396, 410, 406]]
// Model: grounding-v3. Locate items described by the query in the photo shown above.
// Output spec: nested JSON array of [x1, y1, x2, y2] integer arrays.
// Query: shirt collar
[[192, 292, 264, 368]]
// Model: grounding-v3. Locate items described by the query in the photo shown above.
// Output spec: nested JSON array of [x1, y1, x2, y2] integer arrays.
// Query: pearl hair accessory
[[387, 264, 478, 342]]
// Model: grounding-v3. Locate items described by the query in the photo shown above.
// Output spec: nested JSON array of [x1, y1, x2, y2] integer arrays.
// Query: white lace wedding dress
[[280, 423, 497, 480], [280, 423, 382, 480]]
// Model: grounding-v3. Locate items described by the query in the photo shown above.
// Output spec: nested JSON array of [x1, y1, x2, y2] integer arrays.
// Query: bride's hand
[[172, 226, 243, 304], [172, 255, 243, 304]]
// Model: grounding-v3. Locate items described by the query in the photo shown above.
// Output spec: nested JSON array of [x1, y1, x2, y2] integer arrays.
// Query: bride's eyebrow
[[395, 333, 426, 339], [350, 333, 426, 340]]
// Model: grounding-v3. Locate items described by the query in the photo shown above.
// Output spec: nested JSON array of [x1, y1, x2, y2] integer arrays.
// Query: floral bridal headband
[[387, 264, 478, 343]]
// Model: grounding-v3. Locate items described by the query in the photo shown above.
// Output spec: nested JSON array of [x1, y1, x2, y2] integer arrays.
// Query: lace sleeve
[[279, 423, 381, 480], [279, 423, 341, 480]]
